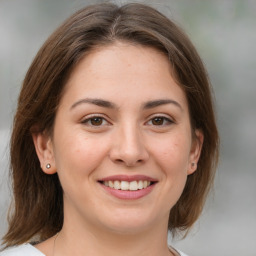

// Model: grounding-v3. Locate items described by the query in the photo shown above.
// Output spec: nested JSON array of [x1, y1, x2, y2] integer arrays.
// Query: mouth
[[98, 175, 157, 199], [99, 180, 154, 191]]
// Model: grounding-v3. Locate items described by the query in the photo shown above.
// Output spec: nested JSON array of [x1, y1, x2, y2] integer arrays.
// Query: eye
[[81, 115, 109, 127], [147, 116, 174, 126]]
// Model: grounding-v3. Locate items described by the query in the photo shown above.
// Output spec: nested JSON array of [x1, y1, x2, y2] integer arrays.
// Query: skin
[[33, 42, 203, 256]]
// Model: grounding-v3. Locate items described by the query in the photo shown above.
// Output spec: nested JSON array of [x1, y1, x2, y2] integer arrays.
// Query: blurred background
[[0, 0, 255, 255]]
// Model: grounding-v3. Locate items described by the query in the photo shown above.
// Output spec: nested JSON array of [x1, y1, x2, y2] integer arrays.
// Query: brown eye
[[152, 117, 164, 125], [82, 116, 108, 126], [147, 116, 173, 126], [90, 117, 103, 126]]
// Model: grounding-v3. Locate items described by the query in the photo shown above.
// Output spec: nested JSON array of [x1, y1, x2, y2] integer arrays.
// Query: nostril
[[113, 158, 143, 167]]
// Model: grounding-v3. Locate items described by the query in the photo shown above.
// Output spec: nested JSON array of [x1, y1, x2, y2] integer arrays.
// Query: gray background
[[0, 0, 256, 255]]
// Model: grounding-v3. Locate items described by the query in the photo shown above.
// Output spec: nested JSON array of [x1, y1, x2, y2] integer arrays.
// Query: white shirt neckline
[[1, 243, 187, 256]]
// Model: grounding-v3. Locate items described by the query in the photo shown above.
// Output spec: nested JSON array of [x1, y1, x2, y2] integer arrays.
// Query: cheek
[[150, 132, 192, 188], [154, 135, 191, 167], [53, 131, 109, 181], [147, 135, 191, 212]]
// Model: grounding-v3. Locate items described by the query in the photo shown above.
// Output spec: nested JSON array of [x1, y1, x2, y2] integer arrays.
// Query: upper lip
[[99, 175, 158, 182]]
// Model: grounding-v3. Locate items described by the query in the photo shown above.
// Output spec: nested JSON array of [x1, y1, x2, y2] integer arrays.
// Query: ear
[[187, 129, 204, 175], [32, 131, 57, 175]]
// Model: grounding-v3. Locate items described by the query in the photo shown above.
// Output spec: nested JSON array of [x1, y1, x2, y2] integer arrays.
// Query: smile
[[102, 180, 152, 191], [98, 175, 157, 199]]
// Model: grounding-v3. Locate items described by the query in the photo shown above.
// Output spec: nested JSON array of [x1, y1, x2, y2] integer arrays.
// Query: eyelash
[[81, 115, 110, 127], [81, 114, 174, 127], [146, 115, 174, 126]]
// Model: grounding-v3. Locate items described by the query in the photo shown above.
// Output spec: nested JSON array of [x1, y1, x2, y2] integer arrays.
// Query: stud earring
[[46, 163, 51, 169]]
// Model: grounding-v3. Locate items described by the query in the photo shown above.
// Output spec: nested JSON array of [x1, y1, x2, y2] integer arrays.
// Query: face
[[33, 42, 203, 235]]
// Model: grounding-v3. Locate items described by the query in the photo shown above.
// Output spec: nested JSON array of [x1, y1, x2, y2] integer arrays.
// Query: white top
[[0, 244, 45, 256], [0, 244, 188, 256]]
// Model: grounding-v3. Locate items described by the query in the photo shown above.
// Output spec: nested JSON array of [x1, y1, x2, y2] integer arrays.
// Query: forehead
[[60, 42, 188, 109]]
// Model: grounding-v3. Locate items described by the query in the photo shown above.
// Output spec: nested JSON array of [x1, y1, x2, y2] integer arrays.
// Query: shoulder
[[0, 244, 45, 256]]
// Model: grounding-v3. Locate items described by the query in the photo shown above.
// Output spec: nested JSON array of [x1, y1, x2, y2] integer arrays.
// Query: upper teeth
[[103, 180, 151, 191]]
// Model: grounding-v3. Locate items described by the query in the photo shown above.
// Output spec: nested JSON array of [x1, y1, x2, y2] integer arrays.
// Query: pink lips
[[99, 175, 157, 200]]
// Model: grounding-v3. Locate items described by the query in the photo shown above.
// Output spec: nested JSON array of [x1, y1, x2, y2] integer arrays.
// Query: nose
[[109, 124, 149, 167]]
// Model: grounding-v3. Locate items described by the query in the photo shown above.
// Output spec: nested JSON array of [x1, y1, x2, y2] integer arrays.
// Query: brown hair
[[2, 2, 219, 247]]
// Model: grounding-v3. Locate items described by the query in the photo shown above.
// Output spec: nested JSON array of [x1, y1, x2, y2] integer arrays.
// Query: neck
[[54, 216, 172, 256]]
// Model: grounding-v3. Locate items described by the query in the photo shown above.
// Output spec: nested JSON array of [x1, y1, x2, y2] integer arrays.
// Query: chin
[[98, 209, 163, 235], [104, 222, 151, 235]]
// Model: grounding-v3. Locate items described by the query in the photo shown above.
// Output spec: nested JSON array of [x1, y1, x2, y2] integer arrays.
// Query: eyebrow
[[142, 99, 183, 110], [70, 98, 182, 111], [70, 98, 117, 110]]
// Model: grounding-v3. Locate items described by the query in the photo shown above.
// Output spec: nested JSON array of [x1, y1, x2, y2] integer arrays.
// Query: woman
[[0, 3, 219, 256]]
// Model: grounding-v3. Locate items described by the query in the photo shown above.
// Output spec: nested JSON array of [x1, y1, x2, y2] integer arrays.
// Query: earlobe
[[32, 131, 57, 175], [187, 129, 204, 175]]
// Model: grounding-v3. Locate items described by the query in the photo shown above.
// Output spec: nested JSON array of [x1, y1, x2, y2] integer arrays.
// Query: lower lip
[[100, 183, 156, 200]]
